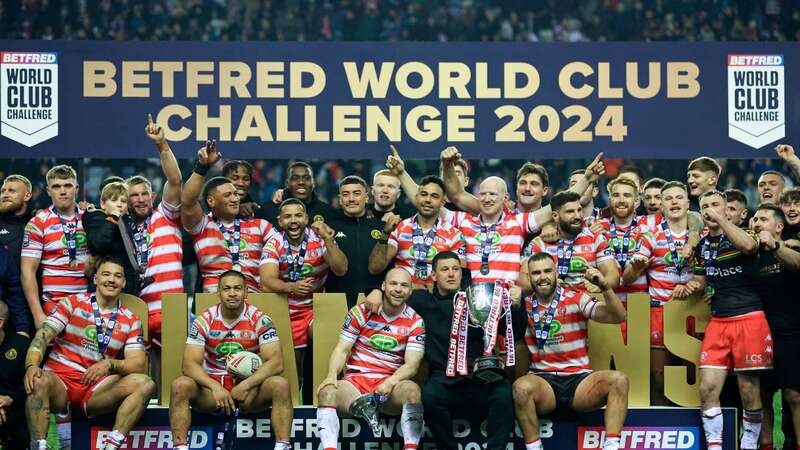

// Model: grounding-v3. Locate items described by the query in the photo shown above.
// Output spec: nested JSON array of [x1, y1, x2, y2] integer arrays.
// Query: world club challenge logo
[[578, 426, 699, 450], [727, 54, 785, 149], [0, 51, 58, 147]]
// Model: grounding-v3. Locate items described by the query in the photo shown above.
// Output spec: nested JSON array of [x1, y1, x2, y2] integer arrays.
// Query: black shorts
[[537, 372, 591, 419], [773, 337, 800, 390]]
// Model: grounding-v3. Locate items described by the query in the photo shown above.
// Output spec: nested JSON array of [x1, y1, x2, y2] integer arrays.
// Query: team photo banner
[[0, 41, 796, 159]]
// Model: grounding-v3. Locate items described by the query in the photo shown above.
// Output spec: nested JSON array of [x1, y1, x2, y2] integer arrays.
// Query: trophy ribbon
[[446, 291, 469, 377]]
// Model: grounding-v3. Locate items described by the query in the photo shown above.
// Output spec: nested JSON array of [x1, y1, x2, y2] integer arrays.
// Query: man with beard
[[24, 256, 155, 450], [522, 191, 619, 294], [750, 205, 800, 450], [687, 157, 721, 209], [368, 176, 464, 290], [317, 268, 425, 450], [256, 162, 336, 224], [169, 270, 293, 450], [0, 175, 33, 264], [326, 176, 387, 308], [113, 115, 184, 346], [370, 170, 414, 219], [723, 189, 749, 227], [624, 181, 698, 406], [513, 253, 628, 450], [260, 199, 347, 375], [21, 165, 89, 328], [442, 147, 605, 286], [757, 171, 785, 206], [182, 141, 277, 293], [681, 190, 772, 450], [366, 251, 528, 450], [642, 178, 666, 215], [779, 188, 800, 242], [514, 163, 550, 213]]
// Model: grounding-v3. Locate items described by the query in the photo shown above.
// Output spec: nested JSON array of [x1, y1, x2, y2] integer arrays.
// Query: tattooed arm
[[24, 323, 59, 394]]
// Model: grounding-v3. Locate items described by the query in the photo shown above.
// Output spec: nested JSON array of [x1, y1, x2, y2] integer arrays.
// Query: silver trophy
[[349, 393, 388, 436], [466, 282, 507, 384]]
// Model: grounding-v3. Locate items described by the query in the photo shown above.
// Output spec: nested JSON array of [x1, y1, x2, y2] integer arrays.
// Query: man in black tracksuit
[[0, 300, 30, 450], [368, 251, 527, 450], [325, 176, 387, 308], [0, 247, 29, 336], [0, 175, 33, 266]]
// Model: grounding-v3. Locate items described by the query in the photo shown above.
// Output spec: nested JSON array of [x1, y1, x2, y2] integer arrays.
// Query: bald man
[[317, 268, 426, 450]]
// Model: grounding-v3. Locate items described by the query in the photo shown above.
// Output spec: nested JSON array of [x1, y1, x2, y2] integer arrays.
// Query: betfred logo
[[91, 426, 212, 450], [578, 427, 699, 450]]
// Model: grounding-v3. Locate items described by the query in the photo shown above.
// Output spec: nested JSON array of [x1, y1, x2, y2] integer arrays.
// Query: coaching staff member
[[367, 251, 527, 450], [0, 300, 30, 450]]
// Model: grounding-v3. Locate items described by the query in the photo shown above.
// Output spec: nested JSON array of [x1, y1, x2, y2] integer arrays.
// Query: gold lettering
[[446, 105, 475, 142], [303, 105, 330, 142], [219, 62, 252, 98], [234, 105, 273, 141], [152, 62, 183, 98], [290, 62, 326, 98], [365, 105, 401, 142], [256, 62, 285, 98], [121, 61, 150, 97], [667, 62, 701, 98], [405, 105, 441, 142], [626, 62, 661, 99], [395, 62, 435, 99], [83, 61, 117, 97], [558, 62, 594, 99], [504, 62, 539, 99], [438, 62, 471, 99], [157, 104, 192, 141], [343, 62, 394, 99], [186, 62, 215, 98], [196, 105, 231, 141], [332, 105, 361, 141], [597, 62, 623, 99]]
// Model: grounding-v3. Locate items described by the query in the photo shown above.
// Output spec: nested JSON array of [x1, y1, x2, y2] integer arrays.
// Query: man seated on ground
[[513, 253, 629, 450], [316, 268, 425, 450], [169, 270, 293, 450], [23, 256, 155, 450]]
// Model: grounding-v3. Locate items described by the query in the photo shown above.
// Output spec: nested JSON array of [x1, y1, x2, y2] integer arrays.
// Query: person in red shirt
[[23, 257, 154, 450], [169, 270, 293, 450], [513, 253, 628, 450], [316, 268, 425, 450]]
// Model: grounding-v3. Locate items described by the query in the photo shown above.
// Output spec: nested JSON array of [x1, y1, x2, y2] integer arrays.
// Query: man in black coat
[[0, 300, 30, 450]]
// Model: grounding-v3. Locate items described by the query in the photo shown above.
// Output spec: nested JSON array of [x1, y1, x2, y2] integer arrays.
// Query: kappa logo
[[1, 51, 59, 147], [0, 228, 8, 235], [335, 231, 347, 238], [727, 54, 785, 148]]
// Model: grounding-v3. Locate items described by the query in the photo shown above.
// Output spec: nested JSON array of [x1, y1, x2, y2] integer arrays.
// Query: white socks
[[101, 430, 126, 450], [526, 438, 543, 450], [701, 407, 723, 449], [316, 406, 340, 450], [274, 441, 291, 450], [30, 440, 48, 450], [400, 403, 424, 449], [741, 409, 762, 450], [602, 434, 621, 450]]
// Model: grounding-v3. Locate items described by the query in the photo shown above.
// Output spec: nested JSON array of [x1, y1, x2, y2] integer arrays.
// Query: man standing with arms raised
[[21, 165, 89, 328], [120, 114, 183, 346], [368, 175, 463, 290], [182, 141, 277, 293]]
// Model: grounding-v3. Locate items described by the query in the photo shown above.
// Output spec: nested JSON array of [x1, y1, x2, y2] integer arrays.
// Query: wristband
[[193, 162, 210, 176]]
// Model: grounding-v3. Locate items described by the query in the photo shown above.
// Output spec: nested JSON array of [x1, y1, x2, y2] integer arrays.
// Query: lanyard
[[479, 215, 502, 273], [609, 218, 636, 264], [556, 238, 575, 279], [701, 234, 724, 277], [90, 294, 119, 356], [55, 207, 79, 265], [283, 231, 308, 282], [591, 207, 601, 219], [215, 217, 241, 269], [661, 221, 685, 274], [411, 216, 438, 269], [527, 287, 562, 350], [128, 216, 151, 268]]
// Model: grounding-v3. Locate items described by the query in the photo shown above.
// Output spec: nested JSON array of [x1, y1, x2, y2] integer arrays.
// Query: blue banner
[[72, 406, 737, 450], [0, 41, 796, 159]]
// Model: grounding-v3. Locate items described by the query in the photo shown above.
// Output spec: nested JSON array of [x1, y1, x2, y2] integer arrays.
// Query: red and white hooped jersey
[[44, 293, 145, 374], [21, 207, 89, 299], [594, 216, 651, 302], [525, 228, 616, 294], [634, 225, 694, 305], [341, 303, 425, 378], [137, 201, 184, 314], [388, 215, 464, 285], [260, 229, 329, 314], [186, 303, 279, 377], [188, 214, 277, 293], [524, 287, 599, 375], [443, 210, 539, 284]]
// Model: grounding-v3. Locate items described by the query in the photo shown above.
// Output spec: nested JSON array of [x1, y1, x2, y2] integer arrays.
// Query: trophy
[[349, 393, 388, 436], [447, 281, 515, 384]]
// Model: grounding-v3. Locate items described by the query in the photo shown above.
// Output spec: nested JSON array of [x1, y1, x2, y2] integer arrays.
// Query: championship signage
[[0, 51, 58, 147], [73, 407, 737, 450], [727, 54, 785, 148], [0, 41, 795, 159]]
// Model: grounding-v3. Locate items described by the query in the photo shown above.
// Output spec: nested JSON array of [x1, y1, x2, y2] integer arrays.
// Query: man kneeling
[[24, 256, 155, 450], [317, 268, 425, 450], [513, 253, 629, 450], [169, 270, 293, 450]]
